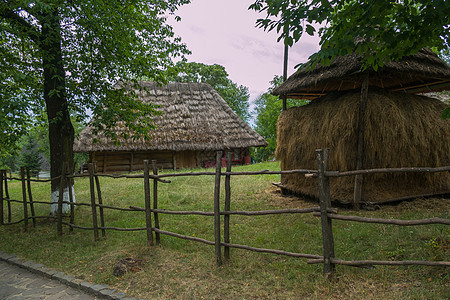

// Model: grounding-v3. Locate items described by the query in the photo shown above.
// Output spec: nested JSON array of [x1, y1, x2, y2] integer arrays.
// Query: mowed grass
[[0, 161, 448, 299]]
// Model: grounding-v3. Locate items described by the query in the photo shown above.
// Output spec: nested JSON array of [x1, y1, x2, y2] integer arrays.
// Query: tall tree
[[168, 61, 251, 122], [253, 76, 308, 162], [1, 1, 190, 206]]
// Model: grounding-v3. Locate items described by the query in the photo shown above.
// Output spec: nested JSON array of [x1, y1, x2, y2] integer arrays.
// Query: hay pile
[[276, 88, 450, 204]]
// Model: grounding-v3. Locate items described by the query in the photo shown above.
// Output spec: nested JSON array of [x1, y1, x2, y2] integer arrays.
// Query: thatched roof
[[273, 48, 450, 99], [276, 88, 450, 204], [74, 82, 267, 152]]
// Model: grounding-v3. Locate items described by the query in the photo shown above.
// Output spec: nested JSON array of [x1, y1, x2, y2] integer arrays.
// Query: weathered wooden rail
[[1, 149, 449, 277]]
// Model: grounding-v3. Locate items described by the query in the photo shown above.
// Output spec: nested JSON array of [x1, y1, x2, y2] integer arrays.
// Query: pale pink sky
[[170, 0, 320, 106]]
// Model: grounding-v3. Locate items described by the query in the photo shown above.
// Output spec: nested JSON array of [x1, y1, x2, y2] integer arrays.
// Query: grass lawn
[[0, 161, 448, 299]]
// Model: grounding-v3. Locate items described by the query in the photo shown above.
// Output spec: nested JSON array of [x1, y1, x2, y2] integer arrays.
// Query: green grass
[[0, 161, 449, 299]]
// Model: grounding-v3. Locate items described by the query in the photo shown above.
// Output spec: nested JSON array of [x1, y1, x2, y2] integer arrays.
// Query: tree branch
[[0, 5, 40, 44]]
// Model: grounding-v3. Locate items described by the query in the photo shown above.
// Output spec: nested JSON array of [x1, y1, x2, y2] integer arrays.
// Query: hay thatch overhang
[[74, 82, 267, 153], [273, 48, 450, 100]]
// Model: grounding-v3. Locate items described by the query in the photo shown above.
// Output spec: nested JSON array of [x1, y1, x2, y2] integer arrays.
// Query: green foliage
[[0, 153, 16, 171], [437, 46, 450, 66], [442, 107, 450, 120], [249, 0, 450, 70], [0, 92, 33, 159], [1, 0, 191, 159], [167, 61, 251, 122], [253, 76, 308, 162], [18, 135, 43, 173]]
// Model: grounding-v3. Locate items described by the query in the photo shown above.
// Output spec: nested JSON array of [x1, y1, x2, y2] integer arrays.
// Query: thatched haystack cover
[[74, 82, 267, 152], [273, 48, 450, 99], [277, 88, 449, 204]]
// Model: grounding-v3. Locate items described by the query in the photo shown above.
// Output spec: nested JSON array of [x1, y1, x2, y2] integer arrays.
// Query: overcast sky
[[169, 0, 320, 107]]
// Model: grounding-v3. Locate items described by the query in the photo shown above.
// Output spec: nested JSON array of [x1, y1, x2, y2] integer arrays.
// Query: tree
[[249, 0, 450, 118], [1, 1, 190, 208], [168, 61, 251, 122], [253, 76, 308, 162], [19, 135, 43, 175]]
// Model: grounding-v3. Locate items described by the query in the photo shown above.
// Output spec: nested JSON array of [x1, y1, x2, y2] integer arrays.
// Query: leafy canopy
[[167, 61, 251, 122], [0, 0, 191, 156], [249, 0, 450, 69]]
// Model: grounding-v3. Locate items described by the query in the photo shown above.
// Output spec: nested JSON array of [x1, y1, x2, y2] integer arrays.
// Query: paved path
[[0, 252, 138, 300], [0, 260, 96, 300]]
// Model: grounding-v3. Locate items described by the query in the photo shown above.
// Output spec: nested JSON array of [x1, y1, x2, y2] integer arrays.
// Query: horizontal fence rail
[[307, 258, 450, 267], [324, 166, 450, 177], [130, 206, 337, 216], [1, 149, 449, 278], [313, 213, 450, 226]]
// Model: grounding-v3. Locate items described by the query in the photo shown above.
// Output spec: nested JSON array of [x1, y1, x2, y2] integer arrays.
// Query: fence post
[[353, 71, 369, 210], [88, 163, 99, 241], [152, 160, 160, 244], [20, 167, 28, 231], [0, 170, 3, 225], [4, 170, 11, 223], [316, 148, 335, 276], [144, 160, 154, 246], [68, 165, 75, 232], [57, 162, 66, 236], [224, 150, 232, 262], [214, 151, 223, 266], [94, 167, 106, 238], [26, 168, 36, 227]]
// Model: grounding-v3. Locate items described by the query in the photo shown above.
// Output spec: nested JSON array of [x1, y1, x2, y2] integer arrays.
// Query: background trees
[[253, 76, 308, 162], [168, 61, 251, 122]]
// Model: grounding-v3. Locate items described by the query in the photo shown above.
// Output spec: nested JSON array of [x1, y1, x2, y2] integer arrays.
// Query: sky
[[169, 0, 321, 108]]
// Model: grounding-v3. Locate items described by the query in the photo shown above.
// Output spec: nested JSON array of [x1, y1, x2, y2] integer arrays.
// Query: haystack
[[276, 88, 449, 204]]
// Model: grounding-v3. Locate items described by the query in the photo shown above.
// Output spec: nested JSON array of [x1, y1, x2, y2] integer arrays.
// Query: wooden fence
[[1, 149, 449, 276]]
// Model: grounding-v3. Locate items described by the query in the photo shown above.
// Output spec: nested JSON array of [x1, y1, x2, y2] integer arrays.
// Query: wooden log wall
[[90, 151, 176, 173], [88, 149, 251, 173]]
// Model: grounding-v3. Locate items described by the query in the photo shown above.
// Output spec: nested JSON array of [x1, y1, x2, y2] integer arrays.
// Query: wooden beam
[[173, 151, 177, 171], [130, 152, 134, 173], [353, 71, 369, 210], [214, 151, 223, 266], [282, 42, 288, 111], [0, 170, 4, 225], [144, 160, 154, 246], [224, 150, 232, 262], [316, 149, 335, 275], [102, 154, 107, 174]]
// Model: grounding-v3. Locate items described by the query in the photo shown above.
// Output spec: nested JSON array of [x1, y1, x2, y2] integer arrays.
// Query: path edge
[[0, 250, 141, 300]]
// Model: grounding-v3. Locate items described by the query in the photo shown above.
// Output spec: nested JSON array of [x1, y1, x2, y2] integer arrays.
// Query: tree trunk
[[40, 8, 75, 214]]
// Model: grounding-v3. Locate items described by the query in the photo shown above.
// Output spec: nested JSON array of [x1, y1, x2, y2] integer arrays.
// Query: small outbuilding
[[74, 82, 267, 172], [274, 48, 450, 205]]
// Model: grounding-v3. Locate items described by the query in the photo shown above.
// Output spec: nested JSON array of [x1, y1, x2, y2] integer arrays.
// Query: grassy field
[[0, 161, 448, 299]]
